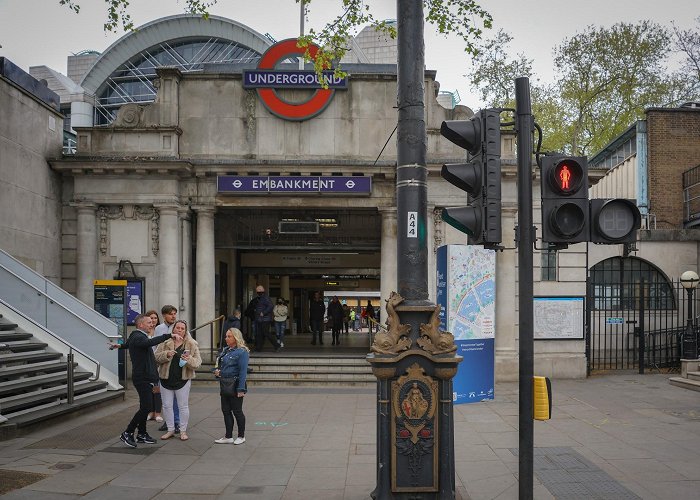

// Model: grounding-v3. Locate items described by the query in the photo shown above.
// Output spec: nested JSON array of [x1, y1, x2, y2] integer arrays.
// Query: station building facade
[[13, 14, 694, 380]]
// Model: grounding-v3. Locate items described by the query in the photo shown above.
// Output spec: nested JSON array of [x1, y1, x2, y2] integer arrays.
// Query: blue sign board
[[437, 245, 496, 404], [243, 70, 348, 89], [217, 176, 371, 195]]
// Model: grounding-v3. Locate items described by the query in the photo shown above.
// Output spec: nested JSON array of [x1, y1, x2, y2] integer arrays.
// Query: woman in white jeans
[[154, 320, 201, 441]]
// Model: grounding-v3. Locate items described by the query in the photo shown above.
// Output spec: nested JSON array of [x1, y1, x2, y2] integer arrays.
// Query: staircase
[[669, 359, 700, 392], [0, 314, 123, 440], [196, 353, 375, 387]]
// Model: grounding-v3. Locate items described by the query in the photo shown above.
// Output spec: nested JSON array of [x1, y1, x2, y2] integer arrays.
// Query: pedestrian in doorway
[[365, 300, 376, 334], [214, 328, 249, 445], [249, 285, 280, 352], [309, 291, 325, 345], [354, 305, 361, 331], [349, 308, 356, 332], [109, 314, 178, 448], [328, 296, 344, 346], [155, 305, 180, 433], [221, 308, 242, 350], [342, 302, 350, 335], [155, 320, 201, 441], [273, 298, 288, 347]]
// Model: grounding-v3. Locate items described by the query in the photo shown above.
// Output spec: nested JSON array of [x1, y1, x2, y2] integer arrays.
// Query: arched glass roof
[[81, 14, 274, 124]]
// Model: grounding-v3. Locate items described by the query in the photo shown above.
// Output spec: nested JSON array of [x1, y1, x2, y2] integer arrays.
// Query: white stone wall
[[0, 76, 64, 282]]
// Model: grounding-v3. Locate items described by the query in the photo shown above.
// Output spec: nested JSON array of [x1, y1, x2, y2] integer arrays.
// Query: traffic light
[[589, 199, 641, 244], [440, 109, 501, 247], [540, 155, 589, 244]]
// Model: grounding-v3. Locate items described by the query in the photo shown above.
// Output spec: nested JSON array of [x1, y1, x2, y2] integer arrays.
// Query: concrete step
[[669, 376, 700, 393], [0, 370, 92, 397], [0, 379, 108, 415], [0, 323, 19, 331], [0, 351, 63, 366], [0, 341, 49, 353], [0, 331, 32, 342], [246, 377, 375, 387], [687, 371, 700, 381], [0, 361, 77, 380]]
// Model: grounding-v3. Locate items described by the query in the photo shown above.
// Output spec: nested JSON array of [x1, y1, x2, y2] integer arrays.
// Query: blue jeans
[[275, 321, 285, 343]]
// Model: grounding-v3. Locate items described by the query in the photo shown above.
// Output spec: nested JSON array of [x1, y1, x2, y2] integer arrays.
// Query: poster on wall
[[436, 245, 496, 404], [126, 279, 145, 326]]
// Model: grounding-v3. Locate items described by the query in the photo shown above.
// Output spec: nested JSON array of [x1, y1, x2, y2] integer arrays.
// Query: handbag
[[219, 376, 239, 397]]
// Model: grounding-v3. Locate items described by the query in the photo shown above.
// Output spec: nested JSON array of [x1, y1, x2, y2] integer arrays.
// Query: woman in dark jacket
[[213, 328, 249, 445], [328, 296, 344, 346]]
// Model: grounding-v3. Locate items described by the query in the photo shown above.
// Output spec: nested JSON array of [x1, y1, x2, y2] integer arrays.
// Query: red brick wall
[[647, 108, 700, 228]]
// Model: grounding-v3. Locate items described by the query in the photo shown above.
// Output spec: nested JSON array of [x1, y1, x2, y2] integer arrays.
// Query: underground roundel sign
[[243, 39, 349, 121]]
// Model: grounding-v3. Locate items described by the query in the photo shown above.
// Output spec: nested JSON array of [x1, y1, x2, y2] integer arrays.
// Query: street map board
[[533, 296, 585, 340]]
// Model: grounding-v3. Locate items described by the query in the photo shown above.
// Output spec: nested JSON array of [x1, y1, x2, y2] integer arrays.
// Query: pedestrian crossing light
[[440, 109, 502, 247], [540, 155, 589, 244], [589, 199, 641, 244]]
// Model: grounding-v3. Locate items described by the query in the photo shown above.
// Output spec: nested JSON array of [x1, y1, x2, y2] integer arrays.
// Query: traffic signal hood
[[439, 110, 502, 247]]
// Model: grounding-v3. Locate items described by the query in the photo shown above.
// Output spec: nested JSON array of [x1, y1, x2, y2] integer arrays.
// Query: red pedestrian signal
[[550, 159, 584, 195], [540, 156, 588, 244]]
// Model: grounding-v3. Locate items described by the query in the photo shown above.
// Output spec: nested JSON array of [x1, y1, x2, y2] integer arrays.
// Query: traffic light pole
[[515, 77, 534, 500]]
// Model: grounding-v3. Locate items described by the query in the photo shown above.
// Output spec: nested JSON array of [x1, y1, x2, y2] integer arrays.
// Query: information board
[[533, 296, 585, 340], [94, 280, 127, 381], [126, 279, 145, 326]]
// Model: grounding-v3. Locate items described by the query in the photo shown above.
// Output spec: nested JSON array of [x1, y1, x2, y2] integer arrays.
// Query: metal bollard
[[67, 351, 74, 404]]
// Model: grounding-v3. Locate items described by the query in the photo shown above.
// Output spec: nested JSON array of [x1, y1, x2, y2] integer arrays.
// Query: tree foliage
[[58, 0, 492, 80], [468, 21, 699, 156]]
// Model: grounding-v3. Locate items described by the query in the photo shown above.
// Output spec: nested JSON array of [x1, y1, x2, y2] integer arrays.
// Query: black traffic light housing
[[440, 109, 501, 247], [589, 199, 641, 244], [540, 155, 589, 244]]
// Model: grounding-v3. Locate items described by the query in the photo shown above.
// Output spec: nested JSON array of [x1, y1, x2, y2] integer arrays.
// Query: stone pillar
[[157, 205, 180, 311], [179, 207, 193, 325], [74, 203, 97, 306], [194, 206, 216, 351], [379, 207, 398, 305]]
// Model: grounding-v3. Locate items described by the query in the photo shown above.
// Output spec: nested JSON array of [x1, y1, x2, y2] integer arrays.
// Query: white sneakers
[[215, 436, 246, 445]]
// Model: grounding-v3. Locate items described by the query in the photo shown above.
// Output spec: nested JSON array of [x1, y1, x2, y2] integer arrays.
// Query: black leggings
[[221, 394, 245, 438]]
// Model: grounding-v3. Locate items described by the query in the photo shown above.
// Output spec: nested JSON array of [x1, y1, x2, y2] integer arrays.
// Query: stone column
[[179, 207, 192, 325], [194, 206, 216, 351], [379, 207, 398, 305], [156, 205, 180, 311], [74, 203, 97, 306]]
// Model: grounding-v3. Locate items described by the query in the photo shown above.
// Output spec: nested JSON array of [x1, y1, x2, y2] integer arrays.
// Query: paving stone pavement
[[0, 373, 699, 499]]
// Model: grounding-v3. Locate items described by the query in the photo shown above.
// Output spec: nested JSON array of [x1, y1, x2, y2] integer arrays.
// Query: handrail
[[0, 298, 102, 381], [0, 262, 120, 339], [189, 315, 225, 363]]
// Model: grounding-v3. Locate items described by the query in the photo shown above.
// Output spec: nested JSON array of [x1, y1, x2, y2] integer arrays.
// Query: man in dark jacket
[[250, 285, 280, 352], [220, 308, 242, 350], [309, 291, 326, 346], [110, 314, 178, 448]]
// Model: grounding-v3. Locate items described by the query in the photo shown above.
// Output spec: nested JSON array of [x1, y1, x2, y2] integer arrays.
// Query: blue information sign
[[217, 176, 371, 195]]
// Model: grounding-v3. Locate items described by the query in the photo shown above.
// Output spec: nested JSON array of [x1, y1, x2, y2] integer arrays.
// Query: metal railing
[[189, 315, 225, 363]]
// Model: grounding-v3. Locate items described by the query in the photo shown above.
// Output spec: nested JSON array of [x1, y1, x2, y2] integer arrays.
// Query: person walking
[[155, 305, 181, 433], [349, 308, 357, 332], [273, 298, 288, 348], [328, 296, 344, 346], [309, 291, 325, 345], [154, 320, 201, 441], [214, 328, 249, 445], [365, 300, 376, 334], [109, 314, 177, 448], [342, 302, 350, 335], [249, 285, 280, 352]]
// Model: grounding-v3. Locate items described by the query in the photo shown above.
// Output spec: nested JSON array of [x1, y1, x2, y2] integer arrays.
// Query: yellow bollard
[[533, 376, 552, 420]]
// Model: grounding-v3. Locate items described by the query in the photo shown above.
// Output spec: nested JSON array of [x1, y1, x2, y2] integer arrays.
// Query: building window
[[541, 249, 557, 281], [589, 257, 674, 310]]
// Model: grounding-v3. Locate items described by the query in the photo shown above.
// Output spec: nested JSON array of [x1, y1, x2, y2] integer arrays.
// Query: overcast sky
[[0, 0, 698, 108]]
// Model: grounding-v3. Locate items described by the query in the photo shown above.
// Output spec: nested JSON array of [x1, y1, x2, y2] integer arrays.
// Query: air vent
[[278, 221, 319, 234]]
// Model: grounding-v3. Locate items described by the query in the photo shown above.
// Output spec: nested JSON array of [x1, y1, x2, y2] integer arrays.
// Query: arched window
[[590, 257, 675, 310]]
